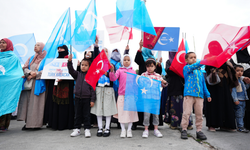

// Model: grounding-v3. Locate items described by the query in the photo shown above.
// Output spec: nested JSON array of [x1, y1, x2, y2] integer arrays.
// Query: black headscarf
[[236, 48, 250, 63], [57, 45, 69, 58]]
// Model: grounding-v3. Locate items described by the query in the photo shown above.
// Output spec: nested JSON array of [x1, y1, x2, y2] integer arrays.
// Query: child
[[141, 58, 167, 138], [181, 52, 211, 140], [109, 54, 138, 138], [91, 48, 118, 137], [67, 54, 96, 138], [232, 65, 250, 133]]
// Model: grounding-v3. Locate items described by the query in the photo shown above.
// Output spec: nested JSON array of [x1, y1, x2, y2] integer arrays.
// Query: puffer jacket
[[67, 60, 96, 102], [183, 61, 210, 99]]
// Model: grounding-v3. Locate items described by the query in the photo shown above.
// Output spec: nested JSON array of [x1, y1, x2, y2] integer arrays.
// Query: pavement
[[0, 115, 249, 150]]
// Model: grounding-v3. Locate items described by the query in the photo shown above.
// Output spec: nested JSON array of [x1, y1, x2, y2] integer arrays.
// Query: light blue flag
[[124, 72, 161, 115], [185, 39, 189, 54], [116, 0, 156, 36], [72, 0, 97, 52], [161, 62, 166, 76], [0, 51, 23, 117], [35, 8, 71, 96], [8, 33, 36, 65], [153, 27, 180, 52]]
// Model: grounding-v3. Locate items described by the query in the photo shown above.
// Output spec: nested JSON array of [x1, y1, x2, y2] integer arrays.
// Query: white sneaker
[[127, 130, 133, 138], [120, 130, 126, 138], [85, 129, 91, 138], [70, 129, 81, 137], [154, 129, 163, 138], [142, 130, 149, 138]]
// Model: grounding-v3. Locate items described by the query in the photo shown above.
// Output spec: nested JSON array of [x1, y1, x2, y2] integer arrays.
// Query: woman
[[206, 61, 238, 131], [0, 38, 23, 131], [17, 42, 47, 130], [43, 45, 74, 130]]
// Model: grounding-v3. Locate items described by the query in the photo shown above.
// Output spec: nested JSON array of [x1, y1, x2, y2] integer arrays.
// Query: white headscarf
[[122, 54, 132, 69]]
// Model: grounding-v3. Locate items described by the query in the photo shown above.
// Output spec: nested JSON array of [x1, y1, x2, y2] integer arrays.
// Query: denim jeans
[[234, 101, 246, 128]]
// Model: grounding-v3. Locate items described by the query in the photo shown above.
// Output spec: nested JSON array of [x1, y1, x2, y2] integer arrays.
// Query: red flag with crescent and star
[[169, 39, 185, 78], [85, 50, 111, 90], [200, 24, 250, 68]]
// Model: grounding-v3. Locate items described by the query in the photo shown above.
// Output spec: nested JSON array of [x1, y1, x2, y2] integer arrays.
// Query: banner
[[143, 27, 180, 52], [41, 59, 78, 80]]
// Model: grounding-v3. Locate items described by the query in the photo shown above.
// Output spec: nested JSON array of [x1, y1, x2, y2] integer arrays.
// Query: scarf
[[23, 42, 46, 69], [57, 44, 69, 58], [141, 47, 155, 62], [122, 54, 132, 69], [0, 38, 13, 52], [110, 49, 121, 62]]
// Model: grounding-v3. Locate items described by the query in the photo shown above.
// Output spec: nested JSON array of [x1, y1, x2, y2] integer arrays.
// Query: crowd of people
[[0, 37, 250, 141]]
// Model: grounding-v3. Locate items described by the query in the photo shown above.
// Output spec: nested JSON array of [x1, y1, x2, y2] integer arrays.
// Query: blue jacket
[[183, 61, 210, 99], [231, 78, 250, 102]]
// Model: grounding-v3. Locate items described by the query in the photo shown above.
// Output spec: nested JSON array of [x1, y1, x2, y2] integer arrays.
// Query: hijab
[[0, 38, 14, 52], [110, 48, 121, 62], [57, 44, 69, 58], [236, 48, 250, 63], [23, 42, 46, 69], [122, 54, 132, 69], [169, 51, 176, 63], [141, 47, 155, 62]]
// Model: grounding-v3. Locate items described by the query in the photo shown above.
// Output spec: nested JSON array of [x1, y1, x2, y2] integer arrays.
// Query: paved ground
[[0, 115, 249, 150]]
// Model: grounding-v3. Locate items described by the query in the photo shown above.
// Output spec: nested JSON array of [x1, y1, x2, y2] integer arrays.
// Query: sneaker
[[85, 129, 91, 138], [96, 129, 103, 137], [196, 131, 207, 140], [181, 130, 188, 139], [237, 127, 249, 133], [142, 130, 149, 138], [187, 126, 193, 130], [120, 130, 126, 138], [103, 129, 111, 137], [127, 129, 133, 138], [170, 125, 177, 130], [70, 129, 81, 137], [154, 129, 163, 138]]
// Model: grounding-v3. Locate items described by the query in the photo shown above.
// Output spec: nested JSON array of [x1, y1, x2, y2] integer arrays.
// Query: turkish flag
[[201, 24, 250, 68], [85, 50, 111, 90], [169, 39, 185, 78], [103, 13, 133, 44], [143, 27, 165, 49]]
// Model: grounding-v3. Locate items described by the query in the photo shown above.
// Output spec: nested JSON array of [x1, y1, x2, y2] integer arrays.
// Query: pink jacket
[[109, 67, 136, 95]]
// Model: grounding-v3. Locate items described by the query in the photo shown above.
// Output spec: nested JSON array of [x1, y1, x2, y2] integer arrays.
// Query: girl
[[109, 54, 138, 138], [91, 48, 118, 137], [141, 58, 168, 138], [67, 54, 96, 138], [134, 40, 163, 130], [43, 45, 74, 130]]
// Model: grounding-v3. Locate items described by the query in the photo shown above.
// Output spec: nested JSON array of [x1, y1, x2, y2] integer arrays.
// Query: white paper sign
[[41, 58, 78, 80]]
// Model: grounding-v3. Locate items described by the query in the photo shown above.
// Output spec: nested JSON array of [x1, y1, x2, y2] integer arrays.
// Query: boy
[[67, 54, 96, 138], [232, 65, 249, 133], [181, 52, 211, 140]]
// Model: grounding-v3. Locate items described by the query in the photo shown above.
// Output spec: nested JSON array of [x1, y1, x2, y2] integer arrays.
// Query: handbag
[[206, 68, 221, 85], [23, 78, 33, 90]]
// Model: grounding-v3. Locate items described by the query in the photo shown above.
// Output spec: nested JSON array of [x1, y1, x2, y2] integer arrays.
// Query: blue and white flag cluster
[[8, 33, 36, 65], [116, 0, 156, 36], [72, 0, 97, 52], [0, 51, 23, 117], [124, 72, 161, 115]]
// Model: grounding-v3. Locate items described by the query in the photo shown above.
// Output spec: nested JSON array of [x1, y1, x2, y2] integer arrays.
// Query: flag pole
[[69, 7, 72, 55], [193, 36, 196, 53]]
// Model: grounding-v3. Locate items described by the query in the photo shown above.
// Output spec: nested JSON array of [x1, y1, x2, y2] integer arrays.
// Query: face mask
[[111, 51, 121, 62]]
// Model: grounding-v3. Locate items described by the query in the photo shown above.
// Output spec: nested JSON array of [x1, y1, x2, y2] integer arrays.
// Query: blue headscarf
[[141, 47, 155, 62]]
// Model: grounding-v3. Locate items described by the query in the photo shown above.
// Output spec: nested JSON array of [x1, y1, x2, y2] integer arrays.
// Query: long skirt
[[0, 114, 11, 130], [91, 87, 117, 116], [113, 95, 138, 123], [205, 77, 236, 129], [165, 95, 193, 127], [17, 80, 46, 128]]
